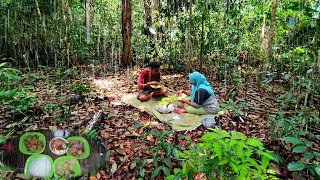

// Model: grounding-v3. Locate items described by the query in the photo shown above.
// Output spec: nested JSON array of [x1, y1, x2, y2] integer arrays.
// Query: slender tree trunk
[[187, 0, 193, 72], [86, 0, 91, 44], [144, 0, 156, 58], [266, 0, 278, 70], [61, 0, 70, 67], [200, 0, 206, 72], [122, 0, 132, 67], [155, 0, 161, 42], [189, 0, 193, 50], [259, 0, 265, 70], [53, 0, 57, 19], [200, 7, 205, 72], [144, 0, 152, 29]]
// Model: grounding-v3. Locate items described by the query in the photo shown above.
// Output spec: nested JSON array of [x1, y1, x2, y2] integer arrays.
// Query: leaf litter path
[[1, 66, 278, 179], [75, 66, 277, 179]]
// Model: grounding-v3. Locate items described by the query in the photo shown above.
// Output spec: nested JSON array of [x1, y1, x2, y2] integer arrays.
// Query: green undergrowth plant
[[0, 63, 21, 89], [220, 98, 250, 119], [3, 90, 38, 113], [72, 82, 91, 95], [148, 129, 180, 179], [270, 111, 319, 139], [283, 136, 320, 177], [167, 128, 278, 180], [0, 63, 38, 113], [270, 79, 320, 178], [64, 67, 78, 77], [43, 103, 69, 124], [271, 111, 319, 178], [130, 123, 182, 179]]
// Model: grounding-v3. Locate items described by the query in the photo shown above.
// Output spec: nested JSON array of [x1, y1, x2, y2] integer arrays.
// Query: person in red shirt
[[137, 61, 168, 101]]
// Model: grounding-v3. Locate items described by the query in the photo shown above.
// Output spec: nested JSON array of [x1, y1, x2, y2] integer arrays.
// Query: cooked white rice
[[28, 156, 51, 178]]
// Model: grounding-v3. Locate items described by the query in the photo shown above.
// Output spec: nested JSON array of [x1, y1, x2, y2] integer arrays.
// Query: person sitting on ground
[[174, 71, 219, 115], [137, 61, 168, 102]]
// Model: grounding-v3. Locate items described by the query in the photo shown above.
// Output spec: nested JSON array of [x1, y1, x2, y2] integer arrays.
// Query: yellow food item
[[150, 85, 163, 89]]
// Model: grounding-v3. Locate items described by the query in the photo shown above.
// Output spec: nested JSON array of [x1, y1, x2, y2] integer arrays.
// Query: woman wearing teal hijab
[[175, 71, 219, 115]]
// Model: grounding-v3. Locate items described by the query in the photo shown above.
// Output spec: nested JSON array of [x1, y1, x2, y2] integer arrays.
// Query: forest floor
[[0, 65, 296, 179]]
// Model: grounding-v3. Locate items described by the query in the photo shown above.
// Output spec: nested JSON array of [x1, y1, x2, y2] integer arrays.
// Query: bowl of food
[[49, 137, 68, 155], [19, 132, 46, 155], [66, 136, 90, 159], [202, 117, 216, 129], [24, 154, 54, 179], [155, 104, 176, 114], [54, 156, 81, 179]]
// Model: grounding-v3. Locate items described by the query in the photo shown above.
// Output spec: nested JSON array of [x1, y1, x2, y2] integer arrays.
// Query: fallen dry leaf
[[111, 162, 117, 175], [116, 148, 126, 155], [130, 161, 136, 169], [125, 148, 131, 154]]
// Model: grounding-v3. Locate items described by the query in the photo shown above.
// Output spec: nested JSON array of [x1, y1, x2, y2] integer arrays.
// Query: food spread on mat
[[158, 97, 172, 105], [68, 140, 85, 157], [56, 159, 77, 178], [158, 94, 185, 106], [23, 135, 44, 152]]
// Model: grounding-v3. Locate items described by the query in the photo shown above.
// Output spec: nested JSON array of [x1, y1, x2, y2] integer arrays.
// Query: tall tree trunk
[[154, 0, 161, 40], [266, 0, 278, 70], [200, 3, 205, 72], [144, 0, 152, 29], [259, 1, 265, 70], [144, 0, 155, 59], [61, 0, 70, 67], [187, 0, 193, 72], [86, 0, 91, 44], [189, 0, 193, 50], [200, 0, 207, 72], [122, 0, 132, 67]]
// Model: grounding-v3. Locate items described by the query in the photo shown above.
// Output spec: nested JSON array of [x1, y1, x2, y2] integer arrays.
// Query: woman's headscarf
[[189, 71, 215, 102]]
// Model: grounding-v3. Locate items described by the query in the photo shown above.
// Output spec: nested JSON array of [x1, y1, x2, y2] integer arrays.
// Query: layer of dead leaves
[[1, 65, 287, 179]]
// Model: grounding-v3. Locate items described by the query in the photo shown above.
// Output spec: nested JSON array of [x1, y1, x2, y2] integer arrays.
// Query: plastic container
[[171, 113, 182, 120], [24, 154, 54, 179], [49, 137, 69, 155], [66, 136, 90, 159], [53, 156, 81, 179], [19, 132, 46, 155], [51, 129, 70, 139], [202, 117, 216, 129]]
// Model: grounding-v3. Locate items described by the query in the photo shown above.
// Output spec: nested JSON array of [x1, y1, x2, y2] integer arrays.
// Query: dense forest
[[1, 0, 320, 179]]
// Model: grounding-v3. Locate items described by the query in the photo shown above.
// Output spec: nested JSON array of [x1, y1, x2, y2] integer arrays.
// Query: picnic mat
[[122, 94, 216, 131]]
